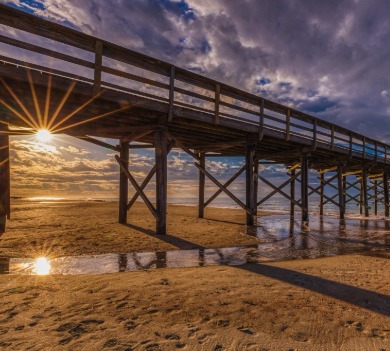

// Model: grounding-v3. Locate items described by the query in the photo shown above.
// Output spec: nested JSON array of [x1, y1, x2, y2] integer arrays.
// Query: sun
[[34, 257, 51, 275], [36, 129, 52, 143]]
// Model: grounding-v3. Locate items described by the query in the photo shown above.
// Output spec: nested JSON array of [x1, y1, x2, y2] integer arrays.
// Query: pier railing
[[0, 4, 388, 164]]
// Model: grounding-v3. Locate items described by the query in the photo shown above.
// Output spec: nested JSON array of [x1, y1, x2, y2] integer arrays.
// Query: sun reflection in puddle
[[34, 257, 51, 275]]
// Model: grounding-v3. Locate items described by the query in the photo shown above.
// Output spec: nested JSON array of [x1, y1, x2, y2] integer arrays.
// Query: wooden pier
[[0, 5, 389, 235]]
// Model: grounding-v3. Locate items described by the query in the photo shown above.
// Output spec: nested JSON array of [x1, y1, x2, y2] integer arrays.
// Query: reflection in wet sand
[[1, 215, 389, 275]]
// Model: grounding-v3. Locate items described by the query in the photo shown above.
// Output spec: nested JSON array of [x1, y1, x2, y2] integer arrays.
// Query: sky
[[0, 0, 389, 201]]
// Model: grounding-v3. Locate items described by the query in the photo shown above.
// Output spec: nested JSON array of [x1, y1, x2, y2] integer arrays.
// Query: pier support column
[[254, 157, 259, 216], [362, 168, 369, 217], [0, 127, 10, 234], [246, 145, 256, 225], [384, 171, 389, 217], [319, 172, 324, 216], [155, 131, 168, 235], [300, 155, 309, 223], [374, 180, 378, 216], [118, 140, 129, 224], [337, 164, 345, 220], [198, 152, 205, 218], [290, 169, 296, 221]]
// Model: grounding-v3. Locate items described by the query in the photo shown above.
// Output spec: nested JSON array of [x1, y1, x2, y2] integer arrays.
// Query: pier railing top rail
[[0, 4, 389, 164]]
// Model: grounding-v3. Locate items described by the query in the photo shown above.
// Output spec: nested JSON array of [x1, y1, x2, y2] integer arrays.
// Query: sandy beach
[[0, 201, 389, 350]]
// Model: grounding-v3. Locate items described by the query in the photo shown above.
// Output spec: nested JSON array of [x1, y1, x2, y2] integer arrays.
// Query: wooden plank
[[0, 34, 94, 68], [155, 131, 168, 234], [118, 141, 129, 224], [115, 154, 158, 219], [71, 135, 120, 152], [194, 162, 251, 214], [198, 153, 205, 218]]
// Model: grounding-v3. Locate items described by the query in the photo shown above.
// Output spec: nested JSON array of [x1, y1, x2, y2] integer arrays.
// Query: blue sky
[[0, 0, 389, 199]]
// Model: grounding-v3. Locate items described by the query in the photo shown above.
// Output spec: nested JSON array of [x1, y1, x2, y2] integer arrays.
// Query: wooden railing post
[[168, 66, 175, 122], [285, 108, 291, 141], [93, 40, 103, 96], [214, 83, 220, 124]]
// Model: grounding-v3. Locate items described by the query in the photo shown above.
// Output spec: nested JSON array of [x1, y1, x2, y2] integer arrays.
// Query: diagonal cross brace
[[296, 177, 340, 208], [257, 173, 303, 208], [204, 164, 246, 207], [127, 165, 156, 210], [115, 155, 158, 219], [194, 162, 251, 215]]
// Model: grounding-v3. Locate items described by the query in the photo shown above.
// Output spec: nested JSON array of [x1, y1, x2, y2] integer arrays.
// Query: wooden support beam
[[194, 162, 251, 214], [204, 164, 245, 207], [72, 135, 120, 152], [290, 169, 296, 221], [320, 172, 324, 216], [127, 165, 156, 210], [155, 131, 168, 235], [362, 168, 369, 217], [254, 157, 259, 216], [167, 132, 200, 160], [115, 155, 158, 219], [246, 145, 255, 225], [118, 140, 129, 224], [337, 164, 345, 220], [359, 178, 363, 215], [198, 152, 205, 218], [257, 173, 303, 208], [374, 180, 378, 216], [301, 155, 309, 222], [384, 171, 389, 217], [93, 40, 103, 96], [0, 125, 10, 234]]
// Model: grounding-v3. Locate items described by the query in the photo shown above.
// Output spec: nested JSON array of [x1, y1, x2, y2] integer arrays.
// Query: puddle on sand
[[0, 215, 389, 275]]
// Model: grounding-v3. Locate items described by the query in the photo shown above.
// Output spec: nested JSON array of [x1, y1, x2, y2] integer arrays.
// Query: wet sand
[[0, 201, 389, 350]]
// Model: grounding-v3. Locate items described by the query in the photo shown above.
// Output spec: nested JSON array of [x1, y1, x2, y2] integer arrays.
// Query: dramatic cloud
[[1, 0, 390, 197]]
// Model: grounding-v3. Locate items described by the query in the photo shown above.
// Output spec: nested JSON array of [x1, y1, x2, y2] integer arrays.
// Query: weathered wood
[[254, 157, 259, 216], [167, 133, 199, 160], [155, 131, 168, 234], [257, 173, 303, 208], [337, 164, 345, 220], [0, 125, 10, 235], [374, 180, 378, 215], [115, 154, 158, 219], [93, 40, 103, 96], [246, 145, 255, 225], [320, 172, 324, 216], [194, 162, 251, 214], [290, 169, 296, 221], [204, 164, 245, 207], [259, 98, 265, 140], [214, 83, 220, 125], [301, 155, 309, 222], [362, 168, 369, 217], [198, 153, 205, 218], [72, 135, 120, 152], [168, 66, 175, 122], [384, 171, 389, 217], [285, 109, 291, 141], [118, 141, 129, 224], [127, 165, 156, 210]]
